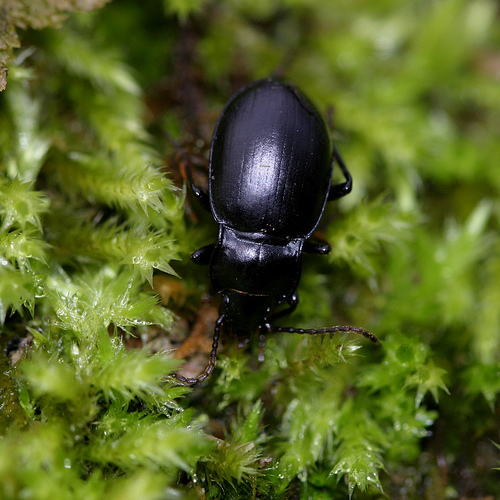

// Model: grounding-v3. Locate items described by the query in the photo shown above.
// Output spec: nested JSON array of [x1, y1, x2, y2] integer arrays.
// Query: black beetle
[[174, 78, 378, 385]]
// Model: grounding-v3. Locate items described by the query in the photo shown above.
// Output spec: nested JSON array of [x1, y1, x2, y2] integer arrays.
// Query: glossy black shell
[[209, 79, 332, 239]]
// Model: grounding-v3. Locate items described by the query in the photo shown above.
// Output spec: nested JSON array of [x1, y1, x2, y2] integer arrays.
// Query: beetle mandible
[[174, 77, 379, 385]]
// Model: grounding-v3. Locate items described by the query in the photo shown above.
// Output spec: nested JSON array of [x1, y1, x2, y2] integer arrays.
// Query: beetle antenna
[[268, 325, 380, 344], [171, 315, 224, 386]]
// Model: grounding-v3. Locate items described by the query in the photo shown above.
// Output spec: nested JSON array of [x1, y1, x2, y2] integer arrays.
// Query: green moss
[[1, 0, 499, 498]]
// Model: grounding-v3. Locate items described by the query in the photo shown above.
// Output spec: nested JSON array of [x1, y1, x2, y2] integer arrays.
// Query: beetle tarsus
[[165, 130, 212, 211], [258, 332, 266, 362], [328, 145, 353, 201], [182, 159, 211, 211]]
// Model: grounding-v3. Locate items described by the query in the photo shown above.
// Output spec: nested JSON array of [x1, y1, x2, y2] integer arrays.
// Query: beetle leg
[[165, 131, 211, 211], [327, 145, 352, 201], [170, 314, 224, 386], [270, 292, 299, 321], [303, 240, 331, 255], [182, 158, 211, 212], [258, 331, 267, 362], [191, 244, 216, 265], [268, 324, 380, 344]]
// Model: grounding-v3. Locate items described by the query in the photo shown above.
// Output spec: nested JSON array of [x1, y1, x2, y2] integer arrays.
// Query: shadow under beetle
[[174, 77, 379, 385]]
